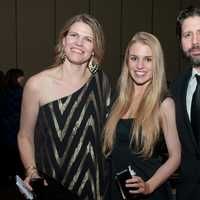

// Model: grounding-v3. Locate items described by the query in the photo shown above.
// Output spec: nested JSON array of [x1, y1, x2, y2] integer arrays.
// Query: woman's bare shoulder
[[25, 66, 58, 91], [160, 97, 175, 118], [161, 97, 175, 109]]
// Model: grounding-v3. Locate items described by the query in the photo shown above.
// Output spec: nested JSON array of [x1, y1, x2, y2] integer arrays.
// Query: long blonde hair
[[103, 32, 167, 158]]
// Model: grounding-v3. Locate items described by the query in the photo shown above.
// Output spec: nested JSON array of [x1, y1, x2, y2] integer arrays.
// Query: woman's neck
[[123, 85, 147, 118], [60, 61, 91, 84]]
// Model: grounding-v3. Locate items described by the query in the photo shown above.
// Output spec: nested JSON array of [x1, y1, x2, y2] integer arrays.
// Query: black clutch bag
[[32, 171, 80, 200], [115, 165, 136, 200]]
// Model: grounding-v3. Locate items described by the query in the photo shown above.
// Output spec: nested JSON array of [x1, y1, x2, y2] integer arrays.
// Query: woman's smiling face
[[63, 21, 94, 65], [128, 41, 153, 86]]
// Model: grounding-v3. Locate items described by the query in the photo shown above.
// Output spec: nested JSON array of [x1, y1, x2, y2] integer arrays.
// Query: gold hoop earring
[[88, 56, 99, 74], [61, 47, 66, 64]]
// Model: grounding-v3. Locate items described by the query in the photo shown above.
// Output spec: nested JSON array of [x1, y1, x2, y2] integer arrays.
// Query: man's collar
[[192, 67, 200, 79]]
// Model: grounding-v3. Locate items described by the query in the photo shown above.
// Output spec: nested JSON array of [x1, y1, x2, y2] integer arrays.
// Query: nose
[[76, 37, 83, 46], [137, 60, 144, 69], [192, 33, 200, 46]]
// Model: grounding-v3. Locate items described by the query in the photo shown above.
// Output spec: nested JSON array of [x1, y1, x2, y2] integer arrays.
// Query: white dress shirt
[[186, 68, 200, 120]]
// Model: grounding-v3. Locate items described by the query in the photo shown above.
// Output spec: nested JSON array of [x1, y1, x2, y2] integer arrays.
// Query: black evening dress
[[109, 118, 173, 200], [34, 70, 112, 200]]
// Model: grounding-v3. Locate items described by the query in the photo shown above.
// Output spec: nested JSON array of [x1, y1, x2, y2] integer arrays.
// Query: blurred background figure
[[0, 70, 5, 112], [0, 70, 5, 92], [0, 68, 25, 186]]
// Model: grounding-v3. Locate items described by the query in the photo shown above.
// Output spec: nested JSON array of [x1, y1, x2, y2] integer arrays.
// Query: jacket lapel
[[181, 68, 200, 154]]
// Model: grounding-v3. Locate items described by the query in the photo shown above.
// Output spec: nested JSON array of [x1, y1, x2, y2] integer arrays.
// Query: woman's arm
[[145, 97, 181, 193], [126, 97, 181, 194], [17, 76, 41, 185]]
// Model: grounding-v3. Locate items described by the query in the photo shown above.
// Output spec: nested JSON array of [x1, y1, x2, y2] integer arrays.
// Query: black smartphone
[[115, 166, 136, 200]]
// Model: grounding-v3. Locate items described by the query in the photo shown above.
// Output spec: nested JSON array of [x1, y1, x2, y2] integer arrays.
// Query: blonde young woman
[[103, 32, 181, 200], [18, 14, 112, 200]]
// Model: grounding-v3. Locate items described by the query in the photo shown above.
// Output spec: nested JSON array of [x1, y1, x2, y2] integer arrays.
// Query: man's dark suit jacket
[[171, 67, 200, 200]]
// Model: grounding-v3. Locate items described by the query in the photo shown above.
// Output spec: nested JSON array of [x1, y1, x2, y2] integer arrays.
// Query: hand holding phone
[[16, 175, 34, 200], [115, 165, 136, 200]]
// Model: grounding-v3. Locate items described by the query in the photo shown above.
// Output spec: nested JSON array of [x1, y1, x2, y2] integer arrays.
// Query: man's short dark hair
[[176, 6, 200, 41]]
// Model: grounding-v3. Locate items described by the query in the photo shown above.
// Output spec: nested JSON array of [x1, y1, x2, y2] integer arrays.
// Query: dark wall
[[0, 0, 200, 85]]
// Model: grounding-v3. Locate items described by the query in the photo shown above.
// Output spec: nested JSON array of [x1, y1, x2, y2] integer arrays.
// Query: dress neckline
[[39, 73, 94, 109], [120, 118, 134, 121]]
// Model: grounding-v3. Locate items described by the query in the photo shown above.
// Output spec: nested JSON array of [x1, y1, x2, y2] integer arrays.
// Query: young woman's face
[[63, 21, 94, 65], [128, 42, 153, 86]]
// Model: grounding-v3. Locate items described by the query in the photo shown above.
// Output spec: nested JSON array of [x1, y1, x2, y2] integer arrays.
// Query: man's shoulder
[[169, 68, 192, 100], [171, 68, 191, 88]]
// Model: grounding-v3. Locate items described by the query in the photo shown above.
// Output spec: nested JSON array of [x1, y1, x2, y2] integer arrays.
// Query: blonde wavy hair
[[103, 32, 167, 158]]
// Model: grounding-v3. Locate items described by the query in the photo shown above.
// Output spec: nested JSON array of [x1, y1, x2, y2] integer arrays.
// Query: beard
[[183, 45, 200, 67]]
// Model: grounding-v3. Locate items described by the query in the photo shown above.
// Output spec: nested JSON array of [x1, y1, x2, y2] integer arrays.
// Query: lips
[[71, 47, 84, 54], [191, 51, 200, 57], [135, 71, 146, 76], [187, 47, 200, 58]]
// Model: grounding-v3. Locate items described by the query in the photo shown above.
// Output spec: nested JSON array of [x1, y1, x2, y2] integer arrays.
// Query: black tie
[[191, 74, 200, 144]]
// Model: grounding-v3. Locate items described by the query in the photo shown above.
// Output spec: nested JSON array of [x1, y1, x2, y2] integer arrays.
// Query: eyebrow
[[68, 31, 94, 38], [129, 54, 153, 57], [182, 29, 200, 33]]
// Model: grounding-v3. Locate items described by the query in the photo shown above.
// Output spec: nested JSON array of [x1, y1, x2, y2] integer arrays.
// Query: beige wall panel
[[55, 0, 90, 40], [17, 0, 55, 77], [1, 0, 199, 82], [153, 1, 180, 81], [122, 0, 153, 52], [0, 0, 16, 72], [91, 0, 122, 85]]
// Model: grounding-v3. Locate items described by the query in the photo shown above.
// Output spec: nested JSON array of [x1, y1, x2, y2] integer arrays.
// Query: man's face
[[181, 16, 200, 67]]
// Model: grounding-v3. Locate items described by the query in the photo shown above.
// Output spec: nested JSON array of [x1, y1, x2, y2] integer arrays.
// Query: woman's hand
[[125, 176, 150, 195], [24, 170, 40, 191]]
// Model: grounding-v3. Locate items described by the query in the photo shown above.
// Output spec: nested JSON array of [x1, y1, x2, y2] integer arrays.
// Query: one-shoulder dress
[[34, 69, 112, 200]]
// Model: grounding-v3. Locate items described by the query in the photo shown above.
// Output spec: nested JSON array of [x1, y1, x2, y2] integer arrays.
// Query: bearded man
[[171, 6, 200, 200]]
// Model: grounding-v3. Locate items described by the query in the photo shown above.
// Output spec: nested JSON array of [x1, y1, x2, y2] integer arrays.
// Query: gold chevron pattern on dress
[[34, 70, 112, 200]]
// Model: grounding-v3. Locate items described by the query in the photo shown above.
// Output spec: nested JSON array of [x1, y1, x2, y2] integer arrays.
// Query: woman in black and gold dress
[[18, 14, 112, 200], [103, 32, 181, 200]]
